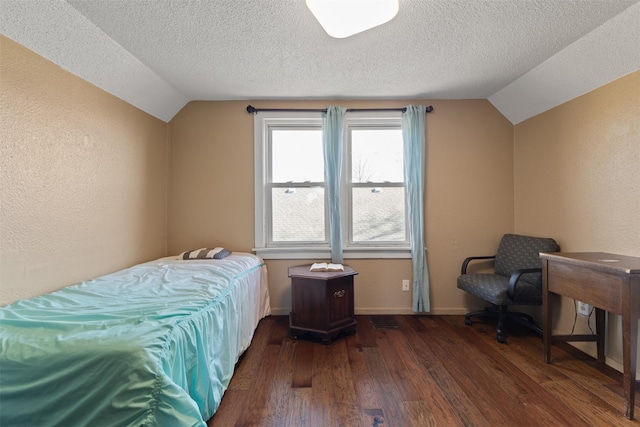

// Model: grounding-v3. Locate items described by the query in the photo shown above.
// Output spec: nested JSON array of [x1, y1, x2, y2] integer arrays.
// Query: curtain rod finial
[[246, 105, 257, 114], [426, 105, 433, 113]]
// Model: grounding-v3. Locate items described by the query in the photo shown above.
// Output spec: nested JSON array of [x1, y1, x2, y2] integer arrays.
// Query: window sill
[[254, 247, 412, 260]]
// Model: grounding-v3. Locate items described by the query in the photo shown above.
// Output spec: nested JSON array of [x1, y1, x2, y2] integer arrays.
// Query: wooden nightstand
[[288, 264, 358, 344]]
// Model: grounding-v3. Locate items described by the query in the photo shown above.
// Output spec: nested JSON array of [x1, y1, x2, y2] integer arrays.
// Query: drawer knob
[[334, 290, 346, 298]]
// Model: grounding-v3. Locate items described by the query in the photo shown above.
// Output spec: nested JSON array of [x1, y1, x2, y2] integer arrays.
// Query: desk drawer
[[548, 262, 622, 314]]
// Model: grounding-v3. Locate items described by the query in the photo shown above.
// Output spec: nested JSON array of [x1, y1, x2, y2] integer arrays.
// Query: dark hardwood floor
[[209, 315, 639, 426]]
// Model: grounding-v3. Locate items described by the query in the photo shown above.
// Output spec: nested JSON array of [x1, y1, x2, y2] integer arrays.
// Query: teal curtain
[[322, 106, 346, 264], [402, 105, 430, 312]]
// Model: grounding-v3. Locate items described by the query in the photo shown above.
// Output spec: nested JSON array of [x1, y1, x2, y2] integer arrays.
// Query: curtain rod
[[246, 105, 433, 114]]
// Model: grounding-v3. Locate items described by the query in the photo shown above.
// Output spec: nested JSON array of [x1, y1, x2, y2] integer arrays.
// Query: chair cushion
[[457, 273, 542, 306], [494, 234, 559, 286]]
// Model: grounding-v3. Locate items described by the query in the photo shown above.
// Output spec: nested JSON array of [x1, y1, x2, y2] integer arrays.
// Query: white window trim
[[253, 111, 411, 260]]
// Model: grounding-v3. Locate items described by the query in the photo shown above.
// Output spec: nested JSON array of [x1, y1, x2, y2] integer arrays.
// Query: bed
[[0, 251, 271, 426]]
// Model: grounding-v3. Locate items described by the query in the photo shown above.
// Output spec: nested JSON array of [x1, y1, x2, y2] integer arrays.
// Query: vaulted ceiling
[[1, 0, 638, 123]]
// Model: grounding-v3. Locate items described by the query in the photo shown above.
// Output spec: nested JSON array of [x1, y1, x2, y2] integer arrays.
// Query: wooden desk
[[541, 252, 640, 419]]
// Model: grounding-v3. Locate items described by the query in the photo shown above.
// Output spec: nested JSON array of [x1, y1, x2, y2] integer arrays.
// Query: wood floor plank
[[330, 347, 363, 427], [400, 400, 440, 427], [210, 342, 280, 426], [458, 315, 640, 425], [207, 389, 247, 426], [458, 316, 604, 426], [309, 344, 338, 426], [209, 315, 640, 426], [283, 388, 313, 426], [545, 377, 638, 426], [361, 408, 386, 427], [210, 318, 276, 425], [362, 346, 409, 427], [260, 339, 297, 426], [423, 315, 597, 426], [291, 339, 314, 388], [356, 315, 379, 348], [377, 324, 463, 425], [266, 315, 290, 345], [374, 329, 425, 400], [415, 316, 524, 425], [345, 329, 382, 411], [226, 316, 274, 391], [400, 316, 491, 427]]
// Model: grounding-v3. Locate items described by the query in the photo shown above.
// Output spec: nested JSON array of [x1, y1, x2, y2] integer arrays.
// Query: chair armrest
[[461, 255, 496, 275], [507, 268, 542, 300]]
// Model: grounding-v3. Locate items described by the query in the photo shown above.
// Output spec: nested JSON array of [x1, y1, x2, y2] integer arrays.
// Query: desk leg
[[542, 260, 552, 363], [595, 309, 605, 364], [622, 312, 637, 419], [623, 277, 639, 420]]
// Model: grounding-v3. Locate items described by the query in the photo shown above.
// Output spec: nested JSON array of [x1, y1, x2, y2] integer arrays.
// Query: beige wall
[[5, 34, 638, 376], [0, 36, 169, 305], [168, 99, 514, 314], [514, 71, 640, 373]]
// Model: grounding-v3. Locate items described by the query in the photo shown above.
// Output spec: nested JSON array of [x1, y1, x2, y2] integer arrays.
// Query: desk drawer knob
[[334, 290, 346, 298]]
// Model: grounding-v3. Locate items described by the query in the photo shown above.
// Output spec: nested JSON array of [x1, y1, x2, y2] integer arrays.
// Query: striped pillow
[[178, 247, 231, 260]]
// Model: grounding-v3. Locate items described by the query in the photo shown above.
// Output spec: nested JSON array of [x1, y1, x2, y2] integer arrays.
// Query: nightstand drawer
[[326, 276, 353, 327]]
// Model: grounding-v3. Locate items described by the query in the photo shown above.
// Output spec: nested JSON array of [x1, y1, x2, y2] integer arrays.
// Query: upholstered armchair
[[457, 233, 559, 343]]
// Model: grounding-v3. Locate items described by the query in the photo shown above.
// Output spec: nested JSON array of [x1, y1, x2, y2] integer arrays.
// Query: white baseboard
[[269, 307, 473, 316]]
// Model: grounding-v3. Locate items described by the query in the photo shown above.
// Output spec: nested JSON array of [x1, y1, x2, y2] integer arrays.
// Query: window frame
[[254, 111, 411, 260], [342, 113, 410, 249], [266, 124, 328, 247]]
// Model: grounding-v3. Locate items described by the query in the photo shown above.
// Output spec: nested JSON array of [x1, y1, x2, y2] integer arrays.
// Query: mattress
[[0, 253, 271, 426]]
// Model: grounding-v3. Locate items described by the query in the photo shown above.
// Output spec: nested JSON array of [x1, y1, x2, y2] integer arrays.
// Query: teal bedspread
[[0, 253, 270, 426]]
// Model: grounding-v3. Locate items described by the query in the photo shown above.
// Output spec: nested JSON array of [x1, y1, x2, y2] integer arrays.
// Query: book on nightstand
[[309, 262, 344, 272]]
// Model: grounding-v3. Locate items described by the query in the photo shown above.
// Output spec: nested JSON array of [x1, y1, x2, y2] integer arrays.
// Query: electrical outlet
[[577, 301, 591, 316], [402, 280, 410, 291]]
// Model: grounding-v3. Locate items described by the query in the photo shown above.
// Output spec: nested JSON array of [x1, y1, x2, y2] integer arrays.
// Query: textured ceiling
[[1, 0, 639, 123]]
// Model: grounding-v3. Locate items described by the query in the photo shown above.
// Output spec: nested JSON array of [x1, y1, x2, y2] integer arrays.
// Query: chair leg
[[464, 305, 543, 343], [507, 311, 543, 336], [464, 307, 499, 325], [464, 306, 508, 342], [496, 306, 508, 343]]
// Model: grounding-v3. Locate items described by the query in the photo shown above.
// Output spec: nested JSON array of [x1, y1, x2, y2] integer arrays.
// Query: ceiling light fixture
[[306, 0, 399, 39]]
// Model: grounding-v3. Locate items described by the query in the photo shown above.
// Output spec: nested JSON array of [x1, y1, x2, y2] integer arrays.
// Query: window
[[270, 127, 325, 243], [254, 112, 410, 259], [346, 118, 407, 246]]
